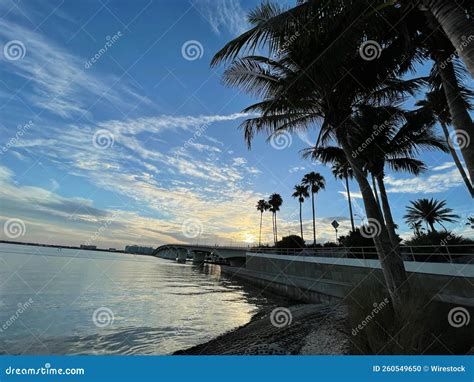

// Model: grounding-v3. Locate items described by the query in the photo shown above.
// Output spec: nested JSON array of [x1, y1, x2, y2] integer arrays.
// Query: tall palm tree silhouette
[[404, 198, 459, 232], [256, 199, 270, 246], [301, 172, 325, 245], [268, 193, 283, 245], [292, 184, 309, 241], [305, 147, 355, 232]]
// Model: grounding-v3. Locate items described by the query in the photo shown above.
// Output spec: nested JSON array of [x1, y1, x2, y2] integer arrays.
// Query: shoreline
[[173, 302, 350, 355]]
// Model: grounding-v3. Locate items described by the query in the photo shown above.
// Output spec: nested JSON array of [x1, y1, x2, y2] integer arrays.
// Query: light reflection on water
[[0, 243, 272, 355]]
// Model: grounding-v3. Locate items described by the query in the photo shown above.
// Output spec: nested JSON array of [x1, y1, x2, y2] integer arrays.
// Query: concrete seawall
[[221, 252, 474, 306]]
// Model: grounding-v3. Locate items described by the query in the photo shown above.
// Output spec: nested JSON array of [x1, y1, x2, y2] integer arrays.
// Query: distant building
[[80, 244, 97, 250], [125, 245, 154, 255]]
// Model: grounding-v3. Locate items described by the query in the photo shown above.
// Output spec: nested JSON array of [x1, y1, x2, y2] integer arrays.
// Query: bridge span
[[152, 244, 248, 266]]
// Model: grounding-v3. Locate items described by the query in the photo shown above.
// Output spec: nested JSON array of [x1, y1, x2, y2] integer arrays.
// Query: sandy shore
[[174, 303, 351, 355]]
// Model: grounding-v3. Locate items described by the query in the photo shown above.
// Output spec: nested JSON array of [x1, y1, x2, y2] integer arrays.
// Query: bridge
[[152, 244, 248, 266]]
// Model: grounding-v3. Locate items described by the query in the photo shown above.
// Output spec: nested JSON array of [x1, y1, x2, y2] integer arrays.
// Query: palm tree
[[414, 0, 474, 78], [466, 216, 474, 229], [212, 1, 419, 308], [268, 193, 283, 245], [256, 199, 270, 246], [304, 146, 355, 231], [349, 105, 448, 246], [301, 172, 325, 245], [404, 198, 459, 232], [416, 87, 474, 197], [421, 26, 474, 189], [292, 184, 309, 241], [409, 221, 424, 237]]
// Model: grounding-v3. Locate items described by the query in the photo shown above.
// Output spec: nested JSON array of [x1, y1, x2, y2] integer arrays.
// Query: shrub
[[276, 235, 305, 249]]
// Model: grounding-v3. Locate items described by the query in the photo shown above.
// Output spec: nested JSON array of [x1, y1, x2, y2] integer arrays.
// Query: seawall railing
[[248, 245, 474, 263]]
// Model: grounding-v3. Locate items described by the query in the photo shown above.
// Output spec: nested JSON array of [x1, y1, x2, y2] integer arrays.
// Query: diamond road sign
[[331, 220, 339, 229]]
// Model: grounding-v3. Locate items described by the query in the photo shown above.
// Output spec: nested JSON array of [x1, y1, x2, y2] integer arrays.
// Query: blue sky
[[0, 0, 472, 249]]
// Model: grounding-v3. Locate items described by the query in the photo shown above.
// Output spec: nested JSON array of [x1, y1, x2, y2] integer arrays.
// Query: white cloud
[[0, 18, 149, 118], [431, 161, 457, 171], [289, 166, 305, 173], [193, 0, 248, 36], [384, 168, 463, 193]]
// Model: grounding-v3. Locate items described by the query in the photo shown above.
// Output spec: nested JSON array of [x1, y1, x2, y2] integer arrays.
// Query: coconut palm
[[304, 146, 355, 231], [466, 216, 474, 229], [292, 184, 309, 241], [301, 172, 325, 245], [348, 105, 448, 246], [213, 0, 474, 180], [419, 25, 474, 189], [409, 221, 424, 237], [416, 88, 474, 197], [256, 199, 270, 246], [212, 1, 424, 307], [404, 198, 459, 232], [268, 193, 283, 245], [413, 0, 474, 78]]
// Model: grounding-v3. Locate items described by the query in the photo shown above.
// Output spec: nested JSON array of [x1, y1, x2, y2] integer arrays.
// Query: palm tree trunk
[[311, 191, 316, 245], [259, 211, 263, 247], [274, 212, 278, 244], [376, 173, 399, 247], [299, 201, 304, 240], [341, 139, 409, 311], [438, 60, 474, 184], [371, 174, 382, 211], [424, 0, 474, 79], [429, 221, 436, 233], [345, 176, 355, 232], [440, 121, 474, 197], [271, 212, 275, 246]]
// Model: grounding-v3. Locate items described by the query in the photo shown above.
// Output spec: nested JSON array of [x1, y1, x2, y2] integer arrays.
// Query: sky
[[0, 0, 472, 250]]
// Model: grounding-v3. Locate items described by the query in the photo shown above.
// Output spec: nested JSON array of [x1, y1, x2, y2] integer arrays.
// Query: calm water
[[0, 243, 273, 355]]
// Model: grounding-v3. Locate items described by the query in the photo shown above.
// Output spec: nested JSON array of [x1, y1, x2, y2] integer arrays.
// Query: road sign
[[331, 220, 339, 229]]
